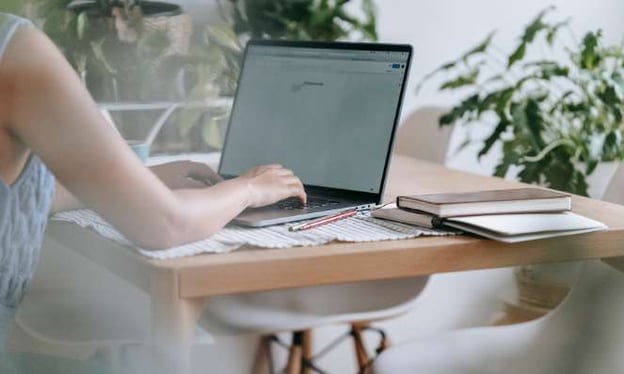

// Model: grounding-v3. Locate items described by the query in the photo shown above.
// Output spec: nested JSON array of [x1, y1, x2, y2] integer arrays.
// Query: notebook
[[396, 188, 571, 218], [371, 204, 606, 243], [371, 204, 439, 228], [218, 40, 413, 227], [442, 212, 607, 243]]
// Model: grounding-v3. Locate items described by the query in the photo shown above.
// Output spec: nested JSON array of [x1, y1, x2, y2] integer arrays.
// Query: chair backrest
[[603, 163, 624, 204], [393, 107, 453, 164]]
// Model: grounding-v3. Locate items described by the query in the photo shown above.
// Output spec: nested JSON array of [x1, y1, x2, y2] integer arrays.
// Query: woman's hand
[[150, 161, 223, 190], [239, 164, 307, 208]]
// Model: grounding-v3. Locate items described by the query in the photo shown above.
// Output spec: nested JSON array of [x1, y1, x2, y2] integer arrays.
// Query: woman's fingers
[[182, 177, 211, 189], [150, 160, 224, 189], [186, 161, 223, 185], [241, 165, 306, 207]]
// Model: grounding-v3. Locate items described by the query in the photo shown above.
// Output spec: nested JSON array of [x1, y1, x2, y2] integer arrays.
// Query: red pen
[[288, 209, 358, 232]]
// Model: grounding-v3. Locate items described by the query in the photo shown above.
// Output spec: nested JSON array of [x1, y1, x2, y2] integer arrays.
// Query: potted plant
[[420, 6, 624, 197], [19, 0, 196, 150], [17, 0, 379, 152], [22, 0, 192, 102], [421, 7, 624, 323], [176, 0, 379, 152]]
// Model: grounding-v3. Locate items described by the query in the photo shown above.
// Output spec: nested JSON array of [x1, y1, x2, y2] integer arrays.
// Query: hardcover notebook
[[441, 212, 607, 243], [370, 204, 606, 243], [396, 188, 571, 218], [371, 204, 439, 228]]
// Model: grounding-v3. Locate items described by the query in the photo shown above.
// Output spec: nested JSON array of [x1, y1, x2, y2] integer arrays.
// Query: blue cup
[[127, 140, 150, 163]]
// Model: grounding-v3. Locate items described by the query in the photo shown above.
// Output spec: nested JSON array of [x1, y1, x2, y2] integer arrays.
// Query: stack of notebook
[[372, 188, 607, 243]]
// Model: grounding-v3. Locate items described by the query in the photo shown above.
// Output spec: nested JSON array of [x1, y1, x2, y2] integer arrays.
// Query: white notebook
[[443, 212, 607, 243]]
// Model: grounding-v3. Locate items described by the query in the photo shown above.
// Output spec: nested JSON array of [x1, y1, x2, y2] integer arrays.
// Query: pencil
[[288, 209, 358, 232]]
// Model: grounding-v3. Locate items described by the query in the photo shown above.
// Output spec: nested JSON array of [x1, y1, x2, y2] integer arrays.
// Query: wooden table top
[[46, 155, 624, 299]]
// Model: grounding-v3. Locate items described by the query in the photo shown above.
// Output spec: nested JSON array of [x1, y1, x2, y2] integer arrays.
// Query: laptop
[[218, 39, 412, 227]]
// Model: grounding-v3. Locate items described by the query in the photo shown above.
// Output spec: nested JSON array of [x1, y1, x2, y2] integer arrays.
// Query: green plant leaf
[[518, 158, 547, 187], [206, 23, 243, 53], [546, 19, 570, 45], [542, 157, 588, 195], [439, 66, 481, 90], [461, 31, 496, 61], [453, 138, 473, 155], [580, 31, 602, 69], [494, 140, 523, 178], [76, 11, 89, 40], [523, 61, 570, 79], [360, 0, 378, 40], [202, 117, 223, 149], [438, 94, 480, 126], [508, 43, 527, 68], [508, 6, 556, 67], [177, 108, 205, 137], [524, 98, 547, 149], [478, 118, 510, 159], [524, 6, 555, 41], [585, 159, 598, 175], [603, 130, 623, 161]]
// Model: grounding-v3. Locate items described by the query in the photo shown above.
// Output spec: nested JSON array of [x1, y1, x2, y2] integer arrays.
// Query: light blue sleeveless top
[[0, 14, 113, 374], [0, 13, 55, 351]]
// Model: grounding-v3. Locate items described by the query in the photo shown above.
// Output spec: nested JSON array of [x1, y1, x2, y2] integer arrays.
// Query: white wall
[[173, 0, 624, 116], [368, 0, 624, 178], [174, 0, 624, 178], [374, 0, 624, 115], [171, 0, 624, 115]]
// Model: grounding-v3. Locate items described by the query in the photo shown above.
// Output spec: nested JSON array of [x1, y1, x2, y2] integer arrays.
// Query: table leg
[[150, 271, 204, 374]]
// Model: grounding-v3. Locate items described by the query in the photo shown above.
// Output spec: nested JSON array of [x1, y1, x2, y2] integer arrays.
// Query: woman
[[0, 12, 306, 369]]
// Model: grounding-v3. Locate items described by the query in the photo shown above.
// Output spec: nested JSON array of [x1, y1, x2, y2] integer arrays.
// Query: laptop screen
[[219, 41, 411, 195]]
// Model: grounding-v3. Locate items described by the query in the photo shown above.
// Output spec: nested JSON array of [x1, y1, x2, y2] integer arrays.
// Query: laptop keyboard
[[275, 197, 341, 210]]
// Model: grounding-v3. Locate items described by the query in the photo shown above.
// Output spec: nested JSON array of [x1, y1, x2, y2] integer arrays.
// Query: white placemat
[[52, 210, 459, 260]]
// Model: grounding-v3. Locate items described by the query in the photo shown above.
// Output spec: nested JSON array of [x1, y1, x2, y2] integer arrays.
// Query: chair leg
[[286, 331, 303, 374], [301, 330, 313, 374], [352, 324, 392, 374], [376, 329, 391, 354], [351, 324, 370, 373], [251, 335, 272, 374]]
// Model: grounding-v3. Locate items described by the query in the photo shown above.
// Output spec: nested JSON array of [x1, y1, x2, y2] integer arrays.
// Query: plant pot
[[514, 263, 581, 307], [66, 0, 192, 102], [500, 162, 617, 324]]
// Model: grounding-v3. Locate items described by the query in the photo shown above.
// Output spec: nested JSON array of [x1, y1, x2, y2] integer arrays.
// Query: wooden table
[[44, 155, 624, 373]]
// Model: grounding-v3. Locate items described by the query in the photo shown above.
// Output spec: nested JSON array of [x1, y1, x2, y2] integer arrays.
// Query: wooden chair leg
[[251, 335, 271, 374], [301, 330, 313, 374], [377, 329, 391, 353], [286, 332, 303, 374], [351, 324, 370, 372]]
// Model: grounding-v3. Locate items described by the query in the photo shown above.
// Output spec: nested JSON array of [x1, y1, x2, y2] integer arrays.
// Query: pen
[[289, 208, 359, 232]]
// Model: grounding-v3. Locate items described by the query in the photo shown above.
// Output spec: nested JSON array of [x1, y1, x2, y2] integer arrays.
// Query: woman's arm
[[2, 27, 305, 249], [50, 160, 225, 213]]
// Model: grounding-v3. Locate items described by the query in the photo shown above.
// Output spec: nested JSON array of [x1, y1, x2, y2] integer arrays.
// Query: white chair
[[196, 107, 458, 373], [373, 163, 624, 373], [393, 106, 454, 163], [11, 239, 213, 374], [201, 278, 428, 373], [604, 162, 624, 204], [373, 259, 624, 374]]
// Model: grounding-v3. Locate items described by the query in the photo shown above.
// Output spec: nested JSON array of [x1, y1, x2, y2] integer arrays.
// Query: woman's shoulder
[[0, 13, 34, 60], [0, 13, 32, 27]]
